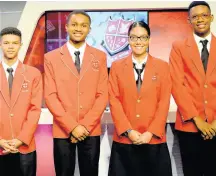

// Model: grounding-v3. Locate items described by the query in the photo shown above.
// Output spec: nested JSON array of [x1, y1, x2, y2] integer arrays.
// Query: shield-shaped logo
[[104, 18, 134, 55], [21, 81, 29, 92], [91, 60, 100, 71]]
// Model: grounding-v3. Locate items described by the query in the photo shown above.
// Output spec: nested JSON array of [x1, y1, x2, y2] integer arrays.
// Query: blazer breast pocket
[[151, 74, 160, 87], [149, 74, 161, 97], [91, 59, 100, 72], [21, 81, 30, 93]]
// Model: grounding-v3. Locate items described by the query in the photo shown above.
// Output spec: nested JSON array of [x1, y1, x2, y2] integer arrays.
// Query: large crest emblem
[[104, 18, 134, 55]]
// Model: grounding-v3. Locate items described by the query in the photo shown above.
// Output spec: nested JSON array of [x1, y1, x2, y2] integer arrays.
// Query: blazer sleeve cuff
[[17, 134, 31, 146], [148, 127, 164, 139]]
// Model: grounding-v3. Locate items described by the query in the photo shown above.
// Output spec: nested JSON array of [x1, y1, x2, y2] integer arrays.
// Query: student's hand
[[133, 131, 153, 145], [128, 130, 141, 143], [0, 139, 19, 155], [193, 116, 215, 140], [211, 120, 216, 131], [202, 120, 216, 140], [71, 125, 89, 141], [70, 136, 78, 144], [8, 139, 23, 149]]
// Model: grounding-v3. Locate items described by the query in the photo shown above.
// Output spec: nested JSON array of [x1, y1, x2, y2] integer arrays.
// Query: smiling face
[[65, 13, 91, 47], [128, 25, 149, 58], [189, 5, 214, 37], [0, 34, 21, 61]]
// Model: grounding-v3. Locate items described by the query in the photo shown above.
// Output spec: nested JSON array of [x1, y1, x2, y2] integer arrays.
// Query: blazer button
[[80, 106, 83, 109], [136, 114, 140, 118], [204, 100, 208, 104], [137, 99, 141, 103], [204, 84, 208, 88], [10, 114, 14, 117]]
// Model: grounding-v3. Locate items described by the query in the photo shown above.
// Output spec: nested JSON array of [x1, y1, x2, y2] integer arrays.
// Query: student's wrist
[[125, 129, 132, 137]]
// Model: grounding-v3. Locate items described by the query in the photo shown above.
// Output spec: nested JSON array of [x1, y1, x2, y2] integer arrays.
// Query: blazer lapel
[[206, 34, 216, 78], [80, 44, 92, 81], [124, 54, 138, 99], [10, 61, 25, 109], [0, 63, 10, 107], [139, 54, 156, 99], [60, 44, 79, 79], [186, 35, 205, 79]]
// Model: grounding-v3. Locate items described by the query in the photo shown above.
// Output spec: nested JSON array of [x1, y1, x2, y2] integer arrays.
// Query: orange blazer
[[0, 61, 42, 155], [170, 34, 216, 132], [44, 43, 108, 138], [109, 54, 171, 144]]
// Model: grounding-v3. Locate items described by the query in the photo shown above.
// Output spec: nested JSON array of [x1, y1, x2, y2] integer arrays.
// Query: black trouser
[[108, 141, 172, 176], [177, 130, 216, 176], [0, 151, 37, 176], [54, 136, 100, 176]]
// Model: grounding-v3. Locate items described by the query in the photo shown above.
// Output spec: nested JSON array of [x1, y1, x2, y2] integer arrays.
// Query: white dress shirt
[[193, 33, 211, 57], [132, 54, 148, 81], [2, 59, 19, 81], [67, 41, 87, 66]]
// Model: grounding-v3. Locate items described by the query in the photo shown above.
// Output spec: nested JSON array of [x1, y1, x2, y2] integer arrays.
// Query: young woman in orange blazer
[[108, 21, 172, 176]]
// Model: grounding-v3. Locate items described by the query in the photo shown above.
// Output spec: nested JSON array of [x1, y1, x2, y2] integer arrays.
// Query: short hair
[[0, 27, 22, 40], [128, 21, 150, 36], [67, 10, 91, 24], [188, 1, 211, 14]]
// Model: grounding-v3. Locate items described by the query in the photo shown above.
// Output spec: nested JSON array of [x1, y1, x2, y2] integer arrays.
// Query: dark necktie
[[133, 63, 145, 92], [7, 68, 14, 96], [200, 39, 209, 73], [74, 51, 81, 74]]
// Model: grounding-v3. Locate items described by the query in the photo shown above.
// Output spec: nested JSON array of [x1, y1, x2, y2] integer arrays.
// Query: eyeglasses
[[190, 13, 211, 21], [129, 35, 149, 42]]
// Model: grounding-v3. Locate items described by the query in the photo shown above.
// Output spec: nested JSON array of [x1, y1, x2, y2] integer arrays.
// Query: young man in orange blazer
[[44, 11, 108, 176], [0, 27, 42, 176], [108, 21, 172, 176], [170, 1, 216, 176]]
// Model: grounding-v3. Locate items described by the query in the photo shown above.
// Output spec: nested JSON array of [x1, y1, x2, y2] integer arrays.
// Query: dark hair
[[128, 21, 150, 36], [0, 27, 22, 39], [67, 10, 91, 24], [188, 1, 211, 14]]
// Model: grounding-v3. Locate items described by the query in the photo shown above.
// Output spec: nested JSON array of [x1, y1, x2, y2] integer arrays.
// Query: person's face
[[128, 26, 150, 57], [0, 34, 21, 60], [189, 5, 214, 37], [66, 13, 91, 43]]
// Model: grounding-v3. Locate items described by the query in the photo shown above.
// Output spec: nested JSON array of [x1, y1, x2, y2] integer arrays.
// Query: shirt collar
[[67, 41, 87, 55], [132, 54, 148, 66], [2, 59, 19, 73], [193, 32, 212, 45]]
